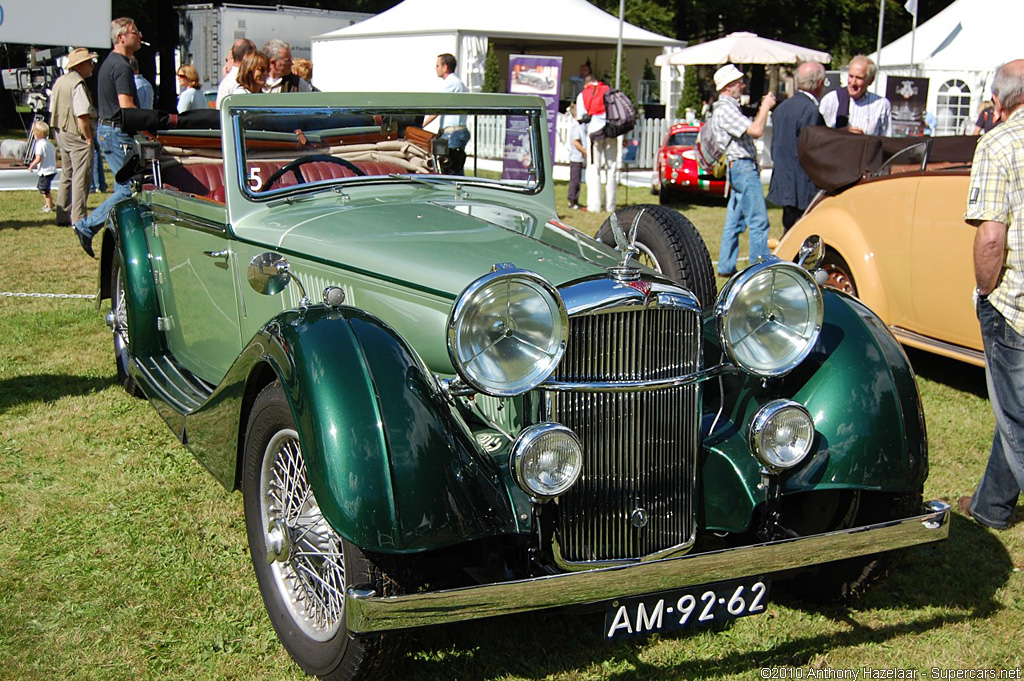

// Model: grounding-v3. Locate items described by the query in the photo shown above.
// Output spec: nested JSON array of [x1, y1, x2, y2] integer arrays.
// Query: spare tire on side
[[597, 204, 716, 310]]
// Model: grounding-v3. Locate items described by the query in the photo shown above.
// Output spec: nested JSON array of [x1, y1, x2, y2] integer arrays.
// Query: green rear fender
[[101, 200, 165, 359], [194, 306, 516, 553], [701, 290, 928, 533]]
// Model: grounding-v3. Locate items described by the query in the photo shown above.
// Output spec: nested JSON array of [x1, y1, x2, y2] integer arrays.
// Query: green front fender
[[187, 306, 516, 553], [99, 199, 164, 360], [702, 290, 929, 533]]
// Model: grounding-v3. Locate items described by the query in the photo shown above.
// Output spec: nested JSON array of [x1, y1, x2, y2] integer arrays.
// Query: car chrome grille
[[543, 306, 701, 564]]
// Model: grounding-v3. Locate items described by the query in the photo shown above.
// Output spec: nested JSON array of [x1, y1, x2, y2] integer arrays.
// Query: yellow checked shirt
[[965, 107, 1024, 335]]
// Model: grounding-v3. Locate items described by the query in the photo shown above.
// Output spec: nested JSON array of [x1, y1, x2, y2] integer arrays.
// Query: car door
[[908, 171, 983, 353], [146, 191, 243, 385]]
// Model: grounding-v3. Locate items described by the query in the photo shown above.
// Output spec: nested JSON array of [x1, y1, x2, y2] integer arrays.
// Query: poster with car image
[[505, 55, 561, 180], [887, 76, 930, 137]]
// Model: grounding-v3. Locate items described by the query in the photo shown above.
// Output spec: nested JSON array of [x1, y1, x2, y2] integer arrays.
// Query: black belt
[[98, 118, 120, 126]]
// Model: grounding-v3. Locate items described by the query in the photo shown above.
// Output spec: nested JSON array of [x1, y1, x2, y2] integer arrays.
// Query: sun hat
[[714, 64, 745, 92], [66, 48, 99, 70]]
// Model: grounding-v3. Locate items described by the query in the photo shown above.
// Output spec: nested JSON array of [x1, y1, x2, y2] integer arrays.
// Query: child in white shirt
[[27, 121, 57, 212]]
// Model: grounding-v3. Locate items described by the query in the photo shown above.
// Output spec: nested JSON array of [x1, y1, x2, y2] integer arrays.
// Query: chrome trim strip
[[890, 326, 986, 364], [345, 501, 950, 634], [149, 204, 228, 235], [540, 364, 739, 392]]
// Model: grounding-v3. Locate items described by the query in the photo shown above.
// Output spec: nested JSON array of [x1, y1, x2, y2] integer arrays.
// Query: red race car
[[651, 123, 727, 203]]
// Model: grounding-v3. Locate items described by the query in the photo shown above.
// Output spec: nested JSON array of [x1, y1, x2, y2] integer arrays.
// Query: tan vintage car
[[774, 128, 984, 366]]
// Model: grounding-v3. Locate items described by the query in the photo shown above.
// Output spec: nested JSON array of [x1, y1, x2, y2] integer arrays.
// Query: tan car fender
[[776, 205, 893, 324]]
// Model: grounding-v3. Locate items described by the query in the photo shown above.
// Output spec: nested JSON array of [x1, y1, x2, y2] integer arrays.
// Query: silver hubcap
[[260, 429, 345, 641]]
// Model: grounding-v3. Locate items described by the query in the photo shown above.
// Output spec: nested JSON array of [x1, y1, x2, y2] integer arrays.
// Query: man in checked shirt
[[711, 64, 776, 278], [960, 59, 1024, 530]]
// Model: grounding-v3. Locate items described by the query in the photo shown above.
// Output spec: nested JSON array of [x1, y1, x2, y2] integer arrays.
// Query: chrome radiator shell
[[543, 280, 703, 567]]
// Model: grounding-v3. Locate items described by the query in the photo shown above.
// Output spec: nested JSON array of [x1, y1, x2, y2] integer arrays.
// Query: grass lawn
[[0, 174, 1022, 680]]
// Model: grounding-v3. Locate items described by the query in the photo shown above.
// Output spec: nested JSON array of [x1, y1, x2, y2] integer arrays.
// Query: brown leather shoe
[[957, 495, 973, 518]]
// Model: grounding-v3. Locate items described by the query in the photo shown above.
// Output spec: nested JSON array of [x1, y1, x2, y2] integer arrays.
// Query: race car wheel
[[110, 259, 144, 398], [821, 249, 858, 297], [597, 204, 716, 310], [243, 381, 402, 680]]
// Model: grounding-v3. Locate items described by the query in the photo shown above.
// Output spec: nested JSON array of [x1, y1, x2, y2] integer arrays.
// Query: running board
[[133, 355, 215, 415], [890, 326, 985, 365]]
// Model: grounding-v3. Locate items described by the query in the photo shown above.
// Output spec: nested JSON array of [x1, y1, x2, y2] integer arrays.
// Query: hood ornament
[[606, 209, 644, 282]]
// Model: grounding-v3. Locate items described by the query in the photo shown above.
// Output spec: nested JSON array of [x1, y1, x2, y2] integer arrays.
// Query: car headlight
[[749, 400, 815, 470], [447, 267, 568, 396], [668, 154, 683, 169], [510, 423, 583, 499], [716, 260, 823, 376]]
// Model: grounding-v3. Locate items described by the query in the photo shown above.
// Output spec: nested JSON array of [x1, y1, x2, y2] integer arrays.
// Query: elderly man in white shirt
[[819, 55, 892, 136], [216, 38, 256, 108]]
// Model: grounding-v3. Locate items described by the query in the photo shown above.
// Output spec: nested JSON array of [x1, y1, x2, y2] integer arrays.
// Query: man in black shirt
[[74, 16, 142, 258]]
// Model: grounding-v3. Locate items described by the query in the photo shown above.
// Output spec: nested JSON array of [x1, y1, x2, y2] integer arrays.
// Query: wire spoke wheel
[[260, 430, 346, 641]]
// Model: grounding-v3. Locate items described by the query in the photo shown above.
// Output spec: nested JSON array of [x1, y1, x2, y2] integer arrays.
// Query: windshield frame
[[230, 104, 548, 202]]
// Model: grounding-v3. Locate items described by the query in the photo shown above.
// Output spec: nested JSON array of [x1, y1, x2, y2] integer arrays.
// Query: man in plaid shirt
[[961, 59, 1024, 530], [711, 64, 776, 277]]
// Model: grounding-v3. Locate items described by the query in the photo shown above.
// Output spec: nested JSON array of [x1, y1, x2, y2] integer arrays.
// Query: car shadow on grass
[[0, 373, 117, 413], [390, 514, 1013, 679], [904, 347, 987, 398]]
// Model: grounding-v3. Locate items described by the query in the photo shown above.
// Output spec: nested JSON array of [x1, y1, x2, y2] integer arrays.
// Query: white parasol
[[655, 32, 831, 66]]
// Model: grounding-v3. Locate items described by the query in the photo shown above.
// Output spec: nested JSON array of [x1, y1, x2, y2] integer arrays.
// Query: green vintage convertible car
[[96, 93, 949, 679]]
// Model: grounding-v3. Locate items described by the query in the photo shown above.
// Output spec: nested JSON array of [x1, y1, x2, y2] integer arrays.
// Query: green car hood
[[238, 190, 619, 298]]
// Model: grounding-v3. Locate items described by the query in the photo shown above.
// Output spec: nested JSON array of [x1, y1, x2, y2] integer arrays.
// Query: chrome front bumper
[[346, 501, 950, 635]]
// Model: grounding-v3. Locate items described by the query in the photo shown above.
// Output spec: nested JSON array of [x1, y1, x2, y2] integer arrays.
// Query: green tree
[[482, 45, 501, 93], [676, 66, 702, 119], [587, 0, 675, 37]]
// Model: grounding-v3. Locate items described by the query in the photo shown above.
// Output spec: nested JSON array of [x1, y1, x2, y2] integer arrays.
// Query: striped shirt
[[965, 107, 1024, 335], [713, 95, 756, 162], [819, 89, 892, 136]]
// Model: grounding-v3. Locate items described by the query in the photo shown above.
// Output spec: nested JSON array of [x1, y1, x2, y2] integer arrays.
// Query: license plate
[[604, 576, 770, 640]]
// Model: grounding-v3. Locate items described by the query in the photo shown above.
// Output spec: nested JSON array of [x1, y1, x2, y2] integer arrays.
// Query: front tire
[[110, 259, 144, 398], [597, 204, 716, 310], [243, 382, 402, 680], [782, 488, 923, 603], [821, 249, 857, 296]]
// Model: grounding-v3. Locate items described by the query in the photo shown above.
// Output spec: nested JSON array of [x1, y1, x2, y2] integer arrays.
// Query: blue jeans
[[90, 134, 107, 193], [970, 297, 1024, 529], [76, 123, 133, 237], [441, 127, 470, 175], [718, 158, 770, 275]]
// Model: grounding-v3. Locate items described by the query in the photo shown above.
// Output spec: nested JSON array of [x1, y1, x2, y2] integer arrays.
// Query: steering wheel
[[259, 154, 366, 192]]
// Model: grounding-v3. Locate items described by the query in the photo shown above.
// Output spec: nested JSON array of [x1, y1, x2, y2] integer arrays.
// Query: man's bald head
[[795, 61, 826, 97], [993, 59, 1024, 115]]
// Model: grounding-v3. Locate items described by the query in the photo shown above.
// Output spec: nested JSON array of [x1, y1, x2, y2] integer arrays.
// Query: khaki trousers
[[55, 130, 93, 227]]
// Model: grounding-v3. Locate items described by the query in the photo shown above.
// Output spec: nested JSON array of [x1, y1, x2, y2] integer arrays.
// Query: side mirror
[[797, 235, 824, 271], [248, 252, 309, 308]]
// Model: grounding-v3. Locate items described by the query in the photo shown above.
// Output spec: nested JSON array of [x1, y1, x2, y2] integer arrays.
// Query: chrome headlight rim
[[715, 258, 824, 377], [510, 423, 583, 500], [668, 154, 683, 169], [447, 267, 568, 398], [748, 399, 815, 471]]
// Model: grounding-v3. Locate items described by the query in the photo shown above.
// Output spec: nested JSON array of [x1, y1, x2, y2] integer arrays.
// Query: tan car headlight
[[716, 260, 823, 376], [749, 400, 815, 470], [510, 423, 583, 499], [447, 267, 567, 397]]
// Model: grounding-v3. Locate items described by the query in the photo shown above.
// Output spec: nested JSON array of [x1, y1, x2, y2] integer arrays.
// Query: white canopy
[[872, 0, 1020, 71], [315, 0, 679, 47], [655, 32, 830, 66], [869, 0, 1023, 134], [312, 0, 681, 94]]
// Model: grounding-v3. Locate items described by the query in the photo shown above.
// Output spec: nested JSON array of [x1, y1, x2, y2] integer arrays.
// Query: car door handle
[[204, 249, 229, 259]]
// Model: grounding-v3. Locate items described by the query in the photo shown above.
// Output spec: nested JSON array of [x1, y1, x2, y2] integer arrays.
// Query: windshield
[[667, 131, 698, 147], [232, 105, 545, 198]]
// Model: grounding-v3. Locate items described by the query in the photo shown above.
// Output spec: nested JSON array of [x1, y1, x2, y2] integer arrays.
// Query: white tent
[[311, 0, 681, 98], [871, 0, 1022, 134]]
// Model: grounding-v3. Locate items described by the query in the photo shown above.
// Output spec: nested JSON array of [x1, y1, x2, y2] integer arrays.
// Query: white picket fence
[[464, 116, 680, 170]]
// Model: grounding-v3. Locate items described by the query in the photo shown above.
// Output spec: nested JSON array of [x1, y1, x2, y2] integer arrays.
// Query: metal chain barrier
[[2, 291, 97, 300]]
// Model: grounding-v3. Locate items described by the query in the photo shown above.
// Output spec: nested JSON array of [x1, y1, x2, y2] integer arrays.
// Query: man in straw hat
[[49, 47, 98, 229], [711, 63, 776, 277]]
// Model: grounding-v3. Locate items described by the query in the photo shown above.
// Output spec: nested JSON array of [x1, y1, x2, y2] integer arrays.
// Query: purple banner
[[887, 76, 930, 137], [506, 54, 561, 181]]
